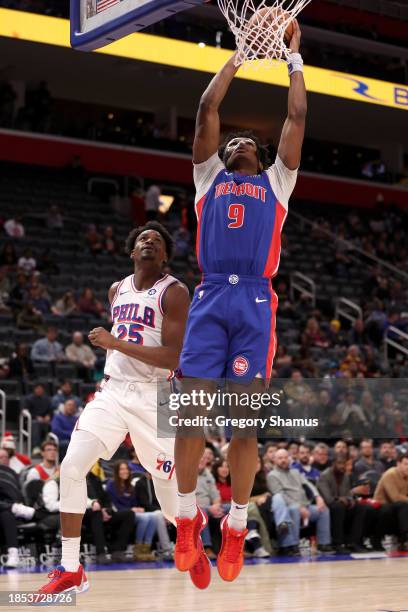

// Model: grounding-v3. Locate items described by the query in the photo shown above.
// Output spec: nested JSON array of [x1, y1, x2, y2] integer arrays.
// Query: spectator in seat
[[335, 391, 368, 428], [374, 450, 408, 552], [78, 288, 105, 318], [31, 326, 65, 363], [0, 448, 36, 568], [379, 441, 397, 470], [340, 345, 367, 376], [144, 184, 161, 221], [262, 442, 278, 474], [292, 443, 321, 484], [51, 399, 79, 460], [173, 227, 191, 259], [134, 472, 175, 560], [84, 468, 135, 564], [0, 265, 10, 304], [196, 451, 226, 559], [17, 303, 44, 332], [25, 441, 58, 483], [27, 284, 51, 315], [353, 439, 384, 483], [52, 380, 81, 411], [52, 291, 78, 317], [8, 272, 27, 313], [202, 446, 216, 468], [4, 216, 24, 239], [312, 443, 331, 473], [326, 319, 347, 347], [23, 383, 54, 452], [268, 449, 333, 556], [288, 442, 299, 463], [8, 343, 35, 379], [212, 459, 232, 505], [17, 248, 36, 275], [85, 224, 103, 255], [1, 432, 31, 474], [46, 205, 64, 233], [348, 319, 370, 347], [245, 456, 273, 558], [0, 243, 18, 268], [65, 331, 97, 377], [317, 453, 369, 553], [106, 461, 158, 562], [274, 344, 293, 376], [301, 317, 329, 349], [102, 226, 118, 256]]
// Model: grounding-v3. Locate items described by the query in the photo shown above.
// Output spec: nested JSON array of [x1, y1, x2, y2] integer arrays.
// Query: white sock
[[61, 537, 81, 572], [177, 490, 197, 520], [227, 501, 248, 531]]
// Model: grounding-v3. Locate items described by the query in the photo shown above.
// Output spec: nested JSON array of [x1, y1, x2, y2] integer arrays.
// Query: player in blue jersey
[[174, 21, 307, 584]]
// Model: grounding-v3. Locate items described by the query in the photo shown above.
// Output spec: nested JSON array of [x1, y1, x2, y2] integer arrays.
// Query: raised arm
[[277, 20, 307, 171], [193, 52, 240, 164]]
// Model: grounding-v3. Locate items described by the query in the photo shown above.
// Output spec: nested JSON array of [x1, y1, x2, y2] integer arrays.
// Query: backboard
[[70, 0, 205, 51]]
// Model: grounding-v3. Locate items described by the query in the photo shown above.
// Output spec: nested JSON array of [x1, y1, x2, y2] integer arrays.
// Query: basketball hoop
[[216, 0, 312, 68]]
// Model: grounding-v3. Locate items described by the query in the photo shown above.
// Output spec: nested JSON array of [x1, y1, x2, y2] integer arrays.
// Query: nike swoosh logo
[[255, 298, 267, 303], [120, 291, 131, 295]]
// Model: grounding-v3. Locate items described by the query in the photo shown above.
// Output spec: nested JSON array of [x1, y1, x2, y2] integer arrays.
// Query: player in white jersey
[[37, 222, 209, 594]]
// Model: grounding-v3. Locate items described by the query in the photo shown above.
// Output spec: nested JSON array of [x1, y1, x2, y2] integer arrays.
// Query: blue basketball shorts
[[179, 273, 278, 382]]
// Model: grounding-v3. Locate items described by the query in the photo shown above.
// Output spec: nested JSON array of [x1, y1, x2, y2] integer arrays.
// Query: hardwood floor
[[1, 558, 407, 612]]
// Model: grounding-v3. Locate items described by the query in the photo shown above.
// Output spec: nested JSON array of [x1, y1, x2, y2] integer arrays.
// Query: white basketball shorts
[[75, 376, 175, 481]]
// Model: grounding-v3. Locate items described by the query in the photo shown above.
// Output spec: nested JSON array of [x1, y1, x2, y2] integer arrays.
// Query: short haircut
[[125, 221, 174, 260], [397, 450, 408, 463], [314, 442, 329, 452], [41, 440, 58, 451], [219, 130, 272, 170]]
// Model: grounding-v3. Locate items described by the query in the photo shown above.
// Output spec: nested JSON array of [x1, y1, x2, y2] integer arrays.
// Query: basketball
[[247, 6, 294, 45]]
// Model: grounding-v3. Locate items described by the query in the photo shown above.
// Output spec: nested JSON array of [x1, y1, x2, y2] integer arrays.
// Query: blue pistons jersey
[[180, 152, 298, 381]]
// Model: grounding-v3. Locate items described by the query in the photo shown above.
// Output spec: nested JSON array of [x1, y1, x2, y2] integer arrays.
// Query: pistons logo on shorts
[[156, 453, 175, 479], [233, 356, 249, 377]]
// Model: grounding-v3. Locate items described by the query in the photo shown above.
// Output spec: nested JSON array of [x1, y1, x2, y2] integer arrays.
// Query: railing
[[290, 272, 316, 307], [290, 210, 408, 283], [384, 326, 408, 362], [0, 390, 5, 443], [335, 298, 363, 324], [19, 409, 32, 458]]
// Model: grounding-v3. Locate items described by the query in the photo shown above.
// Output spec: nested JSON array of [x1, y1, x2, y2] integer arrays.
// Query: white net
[[217, 0, 312, 68]]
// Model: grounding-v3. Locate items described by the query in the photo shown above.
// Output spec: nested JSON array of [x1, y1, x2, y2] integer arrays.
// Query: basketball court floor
[[1, 556, 407, 611]]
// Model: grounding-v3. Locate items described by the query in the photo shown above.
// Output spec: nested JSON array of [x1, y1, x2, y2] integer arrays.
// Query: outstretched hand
[[288, 19, 301, 53]]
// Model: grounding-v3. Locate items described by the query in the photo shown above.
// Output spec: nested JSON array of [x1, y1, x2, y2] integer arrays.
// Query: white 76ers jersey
[[105, 273, 178, 382]]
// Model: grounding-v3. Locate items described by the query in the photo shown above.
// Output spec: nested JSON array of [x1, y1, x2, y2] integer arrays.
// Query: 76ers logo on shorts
[[156, 453, 175, 479], [233, 356, 249, 377]]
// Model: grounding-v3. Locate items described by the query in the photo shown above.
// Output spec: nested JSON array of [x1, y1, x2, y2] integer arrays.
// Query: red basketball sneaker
[[189, 540, 211, 590], [217, 515, 248, 582], [37, 565, 89, 595], [175, 507, 207, 571]]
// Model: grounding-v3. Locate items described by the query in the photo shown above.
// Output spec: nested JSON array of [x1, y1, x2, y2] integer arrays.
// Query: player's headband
[[226, 137, 257, 149]]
